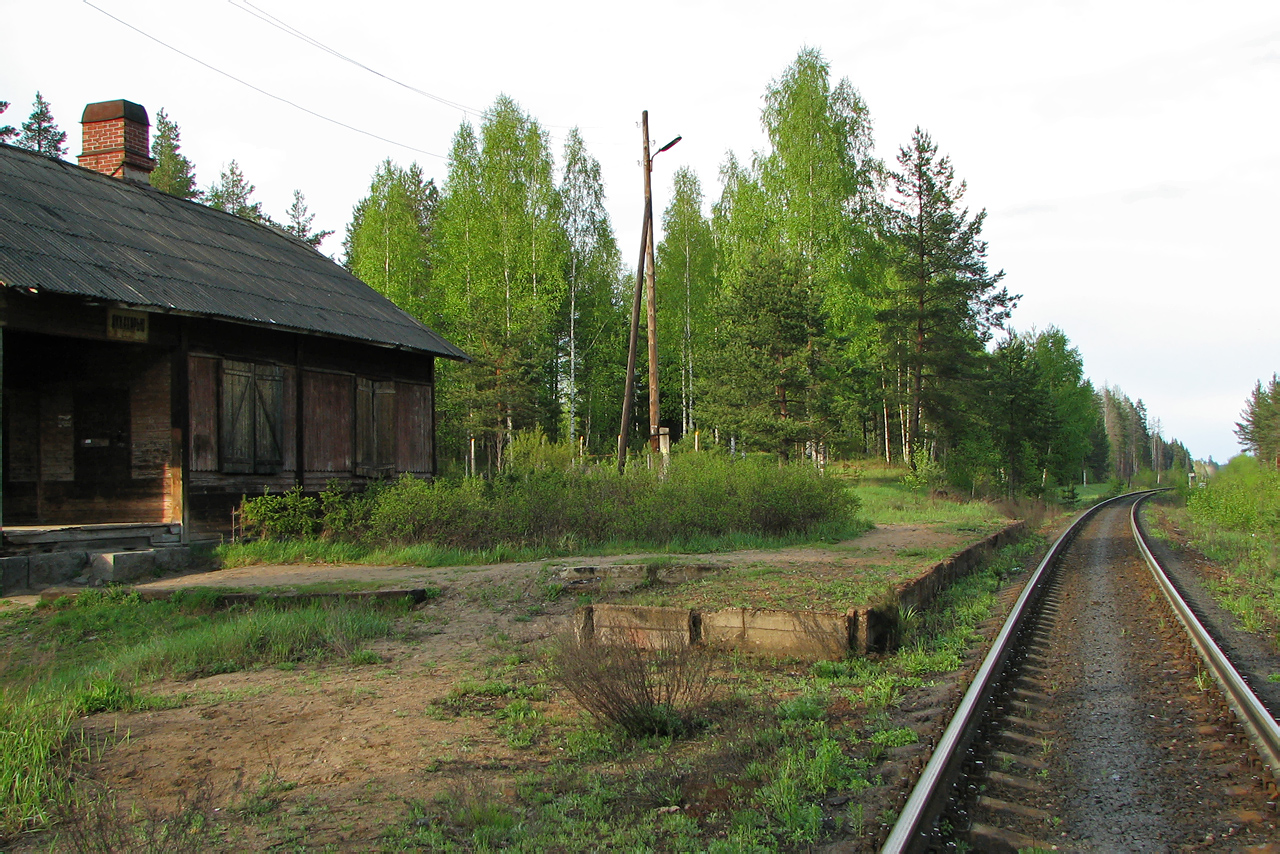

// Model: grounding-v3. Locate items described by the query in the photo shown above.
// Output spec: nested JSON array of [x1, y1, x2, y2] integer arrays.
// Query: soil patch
[[9, 520, 1024, 852]]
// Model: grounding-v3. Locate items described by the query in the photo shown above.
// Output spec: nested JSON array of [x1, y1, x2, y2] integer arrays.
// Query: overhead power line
[[226, 0, 594, 137], [228, 0, 487, 120], [82, 0, 446, 160]]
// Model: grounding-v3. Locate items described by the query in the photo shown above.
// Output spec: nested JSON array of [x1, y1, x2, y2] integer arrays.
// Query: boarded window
[[396, 381, 434, 474], [355, 379, 396, 478], [189, 356, 219, 472], [302, 371, 354, 472], [220, 360, 284, 474]]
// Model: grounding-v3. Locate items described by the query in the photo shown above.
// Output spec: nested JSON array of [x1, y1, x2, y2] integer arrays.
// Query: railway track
[[882, 492, 1280, 852]]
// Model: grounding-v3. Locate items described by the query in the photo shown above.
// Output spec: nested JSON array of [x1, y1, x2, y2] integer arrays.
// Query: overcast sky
[[5, 0, 1277, 463]]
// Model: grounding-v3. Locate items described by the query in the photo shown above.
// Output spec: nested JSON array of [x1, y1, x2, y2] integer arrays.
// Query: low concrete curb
[[573, 521, 1029, 660]]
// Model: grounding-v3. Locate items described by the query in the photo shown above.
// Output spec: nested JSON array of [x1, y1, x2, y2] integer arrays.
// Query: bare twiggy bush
[[550, 632, 716, 737], [54, 779, 217, 854]]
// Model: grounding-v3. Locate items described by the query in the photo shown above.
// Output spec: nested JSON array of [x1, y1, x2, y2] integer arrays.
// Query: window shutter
[[355, 377, 375, 477], [221, 360, 254, 474], [374, 381, 396, 476], [254, 364, 285, 473]]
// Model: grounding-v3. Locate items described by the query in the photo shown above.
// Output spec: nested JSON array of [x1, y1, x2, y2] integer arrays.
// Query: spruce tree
[[17, 92, 67, 158], [285, 190, 334, 250], [149, 109, 201, 200], [1235, 375, 1280, 468]]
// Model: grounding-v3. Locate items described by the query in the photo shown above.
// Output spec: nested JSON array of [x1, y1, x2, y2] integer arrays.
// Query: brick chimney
[[78, 100, 156, 181]]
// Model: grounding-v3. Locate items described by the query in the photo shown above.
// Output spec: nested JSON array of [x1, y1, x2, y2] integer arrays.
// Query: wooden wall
[[2, 330, 174, 525], [0, 296, 441, 535]]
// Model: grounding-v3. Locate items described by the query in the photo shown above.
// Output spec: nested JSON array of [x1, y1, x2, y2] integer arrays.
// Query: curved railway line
[[882, 492, 1280, 852]]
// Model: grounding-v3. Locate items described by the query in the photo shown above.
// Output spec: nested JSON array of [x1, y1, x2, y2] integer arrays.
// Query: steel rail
[[881, 491, 1149, 853], [1130, 494, 1280, 779]]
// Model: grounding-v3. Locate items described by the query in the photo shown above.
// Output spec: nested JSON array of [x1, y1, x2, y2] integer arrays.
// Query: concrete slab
[[0, 556, 30, 594], [705, 607, 850, 660], [590, 603, 696, 650], [28, 551, 88, 586], [90, 550, 156, 583]]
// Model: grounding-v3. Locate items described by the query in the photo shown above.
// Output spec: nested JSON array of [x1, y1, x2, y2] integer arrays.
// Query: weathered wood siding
[[303, 370, 354, 473], [396, 381, 434, 474]]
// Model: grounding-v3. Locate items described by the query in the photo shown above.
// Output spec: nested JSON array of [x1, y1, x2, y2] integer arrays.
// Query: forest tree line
[[4, 53, 1194, 496]]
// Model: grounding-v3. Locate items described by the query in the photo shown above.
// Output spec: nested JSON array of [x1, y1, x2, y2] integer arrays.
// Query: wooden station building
[[0, 100, 467, 543]]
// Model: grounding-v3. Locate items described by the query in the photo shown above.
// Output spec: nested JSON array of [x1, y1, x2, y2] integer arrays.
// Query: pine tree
[[149, 109, 201, 200], [0, 101, 17, 144], [206, 160, 269, 223], [17, 92, 67, 158], [1236, 375, 1280, 468], [285, 189, 334, 250], [881, 128, 1015, 465]]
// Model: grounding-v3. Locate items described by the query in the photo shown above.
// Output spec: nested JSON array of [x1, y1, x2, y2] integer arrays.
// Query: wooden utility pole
[[642, 114, 661, 456], [617, 111, 680, 473]]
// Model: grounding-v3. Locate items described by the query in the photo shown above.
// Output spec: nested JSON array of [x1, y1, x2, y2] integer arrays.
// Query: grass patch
[[0, 593, 404, 838], [1179, 459, 1280, 643]]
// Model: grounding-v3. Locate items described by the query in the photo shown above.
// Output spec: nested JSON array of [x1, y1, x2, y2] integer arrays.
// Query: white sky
[[5, 0, 1277, 463]]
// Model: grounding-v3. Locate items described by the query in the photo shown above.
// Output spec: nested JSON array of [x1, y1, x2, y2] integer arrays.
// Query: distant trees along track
[[883, 493, 1280, 852]]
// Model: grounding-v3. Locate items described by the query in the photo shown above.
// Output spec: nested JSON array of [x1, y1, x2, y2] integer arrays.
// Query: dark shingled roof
[[0, 144, 468, 360]]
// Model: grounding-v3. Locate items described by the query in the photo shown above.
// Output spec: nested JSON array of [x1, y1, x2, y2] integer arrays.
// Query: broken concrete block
[[90, 550, 156, 583], [28, 551, 88, 586]]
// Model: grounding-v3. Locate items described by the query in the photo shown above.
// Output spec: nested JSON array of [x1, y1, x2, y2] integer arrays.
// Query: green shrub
[[239, 486, 318, 540], [232, 437, 858, 554]]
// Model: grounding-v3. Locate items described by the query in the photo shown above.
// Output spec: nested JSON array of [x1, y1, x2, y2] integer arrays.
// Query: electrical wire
[[228, 0, 486, 120], [82, 0, 447, 160], [226, 0, 594, 136]]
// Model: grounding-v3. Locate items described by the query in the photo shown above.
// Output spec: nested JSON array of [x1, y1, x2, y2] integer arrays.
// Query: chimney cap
[[81, 100, 149, 126]]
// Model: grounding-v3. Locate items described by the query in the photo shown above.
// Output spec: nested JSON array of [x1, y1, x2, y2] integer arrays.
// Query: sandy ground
[[3, 522, 996, 851]]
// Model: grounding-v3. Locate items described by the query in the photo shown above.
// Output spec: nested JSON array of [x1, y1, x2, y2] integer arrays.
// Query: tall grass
[[230, 452, 857, 563], [0, 595, 401, 838], [1183, 457, 1280, 640], [0, 693, 74, 838]]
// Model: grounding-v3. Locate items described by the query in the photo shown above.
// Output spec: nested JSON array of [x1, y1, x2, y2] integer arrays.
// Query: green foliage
[[206, 159, 269, 223], [0, 100, 16, 144], [284, 189, 333, 249], [1187, 456, 1280, 537], [560, 128, 627, 451], [699, 251, 835, 460], [431, 96, 569, 464], [235, 448, 855, 553], [16, 91, 66, 158], [1235, 374, 1280, 468], [656, 166, 718, 438], [148, 108, 200, 200], [344, 159, 436, 317], [239, 486, 319, 540], [880, 127, 1013, 466], [0, 692, 73, 837]]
